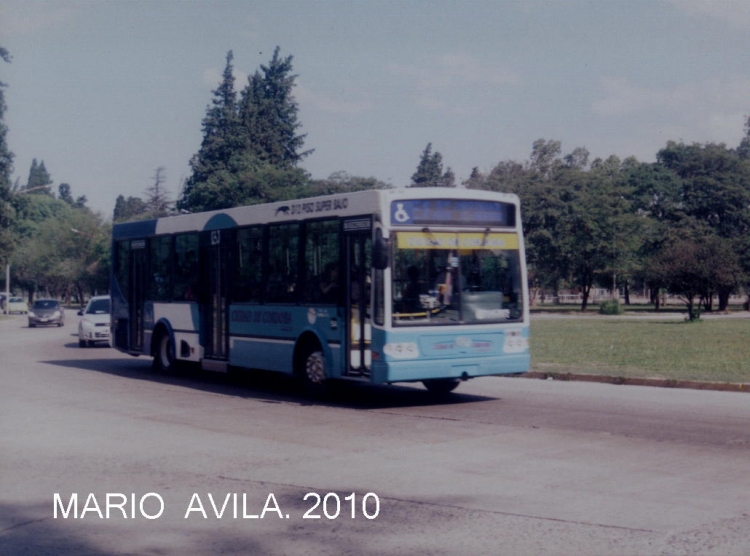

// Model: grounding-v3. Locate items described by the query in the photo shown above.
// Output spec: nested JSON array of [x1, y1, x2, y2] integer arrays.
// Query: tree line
[[466, 135, 750, 317], [2, 44, 749, 315], [0, 47, 108, 301], [1, 154, 109, 301]]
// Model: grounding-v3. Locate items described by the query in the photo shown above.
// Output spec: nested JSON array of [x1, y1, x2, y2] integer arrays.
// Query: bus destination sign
[[390, 199, 515, 227]]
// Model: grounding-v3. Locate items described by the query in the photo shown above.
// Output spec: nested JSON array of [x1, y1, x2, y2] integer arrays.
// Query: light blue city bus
[[111, 188, 530, 394]]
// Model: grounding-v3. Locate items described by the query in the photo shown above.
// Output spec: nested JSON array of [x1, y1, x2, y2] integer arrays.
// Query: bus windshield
[[392, 230, 523, 326]]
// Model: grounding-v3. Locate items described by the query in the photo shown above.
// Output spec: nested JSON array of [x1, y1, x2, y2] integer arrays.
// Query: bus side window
[[149, 235, 173, 301], [302, 219, 340, 304], [233, 227, 263, 303], [174, 233, 199, 301], [267, 223, 300, 304], [115, 240, 131, 299]]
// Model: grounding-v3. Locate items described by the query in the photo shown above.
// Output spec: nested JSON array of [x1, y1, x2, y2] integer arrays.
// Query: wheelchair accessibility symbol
[[393, 203, 410, 223]]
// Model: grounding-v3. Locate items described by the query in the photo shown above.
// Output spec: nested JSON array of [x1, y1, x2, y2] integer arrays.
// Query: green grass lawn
[[531, 318, 750, 384]]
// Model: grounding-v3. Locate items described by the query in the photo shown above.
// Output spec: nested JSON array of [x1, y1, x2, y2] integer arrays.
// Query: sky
[[1, 0, 749, 217]]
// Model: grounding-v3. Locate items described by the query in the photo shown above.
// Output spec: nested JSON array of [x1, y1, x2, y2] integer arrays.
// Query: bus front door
[[202, 229, 230, 367], [345, 232, 371, 377]]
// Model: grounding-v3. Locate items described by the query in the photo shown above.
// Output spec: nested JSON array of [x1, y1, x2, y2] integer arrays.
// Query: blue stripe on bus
[[204, 213, 238, 230]]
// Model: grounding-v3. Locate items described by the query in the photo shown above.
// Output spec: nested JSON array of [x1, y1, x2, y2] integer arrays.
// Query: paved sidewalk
[[523, 370, 750, 393]]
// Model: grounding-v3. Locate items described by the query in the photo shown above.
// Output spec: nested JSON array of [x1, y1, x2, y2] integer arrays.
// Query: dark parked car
[[28, 299, 65, 327]]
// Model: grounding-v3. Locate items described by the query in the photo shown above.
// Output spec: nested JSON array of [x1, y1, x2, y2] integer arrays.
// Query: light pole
[[70, 227, 93, 238], [17, 185, 53, 194]]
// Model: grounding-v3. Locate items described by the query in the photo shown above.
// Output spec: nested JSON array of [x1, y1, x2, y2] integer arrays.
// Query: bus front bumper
[[370, 353, 530, 384]]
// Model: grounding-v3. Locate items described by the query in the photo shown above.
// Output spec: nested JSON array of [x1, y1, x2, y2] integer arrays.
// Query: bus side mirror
[[373, 233, 390, 270]]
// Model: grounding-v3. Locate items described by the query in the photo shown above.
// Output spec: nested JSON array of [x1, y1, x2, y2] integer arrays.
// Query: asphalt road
[[1, 312, 749, 555]]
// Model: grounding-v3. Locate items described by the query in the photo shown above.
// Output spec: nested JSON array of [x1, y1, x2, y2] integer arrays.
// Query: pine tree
[[738, 115, 750, 160], [58, 183, 74, 204], [26, 159, 38, 187], [0, 46, 14, 264], [179, 51, 239, 208], [0, 47, 12, 193], [179, 48, 312, 212], [144, 166, 171, 217], [113, 195, 148, 223], [237, 46, 311, 168], [25, 159, 53, 194], [463, 167, 485, 189], [411, 143, 453, 187], [441, 167, 456, 188]]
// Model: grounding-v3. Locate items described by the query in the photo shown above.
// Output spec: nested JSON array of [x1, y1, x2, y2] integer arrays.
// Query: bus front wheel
[[153, 330, 175, 373], [422, 378, 460, 395], [304, 350, 327, 387]]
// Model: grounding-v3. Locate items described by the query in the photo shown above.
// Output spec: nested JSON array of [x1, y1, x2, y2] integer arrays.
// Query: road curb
[[524, 371, 750, 393]]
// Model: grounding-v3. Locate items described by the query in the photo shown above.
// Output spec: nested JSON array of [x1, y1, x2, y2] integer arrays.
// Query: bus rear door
[[201, 228, 232, 370]]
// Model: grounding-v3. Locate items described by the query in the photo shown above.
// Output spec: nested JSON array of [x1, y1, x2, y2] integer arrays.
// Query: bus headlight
[[503, 330, 528, 353], [383, 342, 420, 359]]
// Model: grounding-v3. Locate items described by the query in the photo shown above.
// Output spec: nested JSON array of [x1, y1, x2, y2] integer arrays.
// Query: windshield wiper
[[421, 227, 441, 247], [481, 228, 491, 247]]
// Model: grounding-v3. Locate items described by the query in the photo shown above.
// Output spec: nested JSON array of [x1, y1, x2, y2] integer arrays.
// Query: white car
[[5, 296, 28, 314], [78, 295, 111, 347]]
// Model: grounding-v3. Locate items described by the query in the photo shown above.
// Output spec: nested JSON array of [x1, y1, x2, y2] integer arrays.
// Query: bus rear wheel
[[422, 378, 460, 395], [153, 330, 175, 373]]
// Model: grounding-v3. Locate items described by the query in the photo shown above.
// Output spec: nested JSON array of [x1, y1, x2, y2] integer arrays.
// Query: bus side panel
[[227, 305, 344, 376], [229, 336, 344, 376], [229, 338, 295, 374], [370, 327, 530, 384]]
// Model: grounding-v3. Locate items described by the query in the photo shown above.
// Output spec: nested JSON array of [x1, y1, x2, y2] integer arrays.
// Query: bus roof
[[112, 188, 520, 239]]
